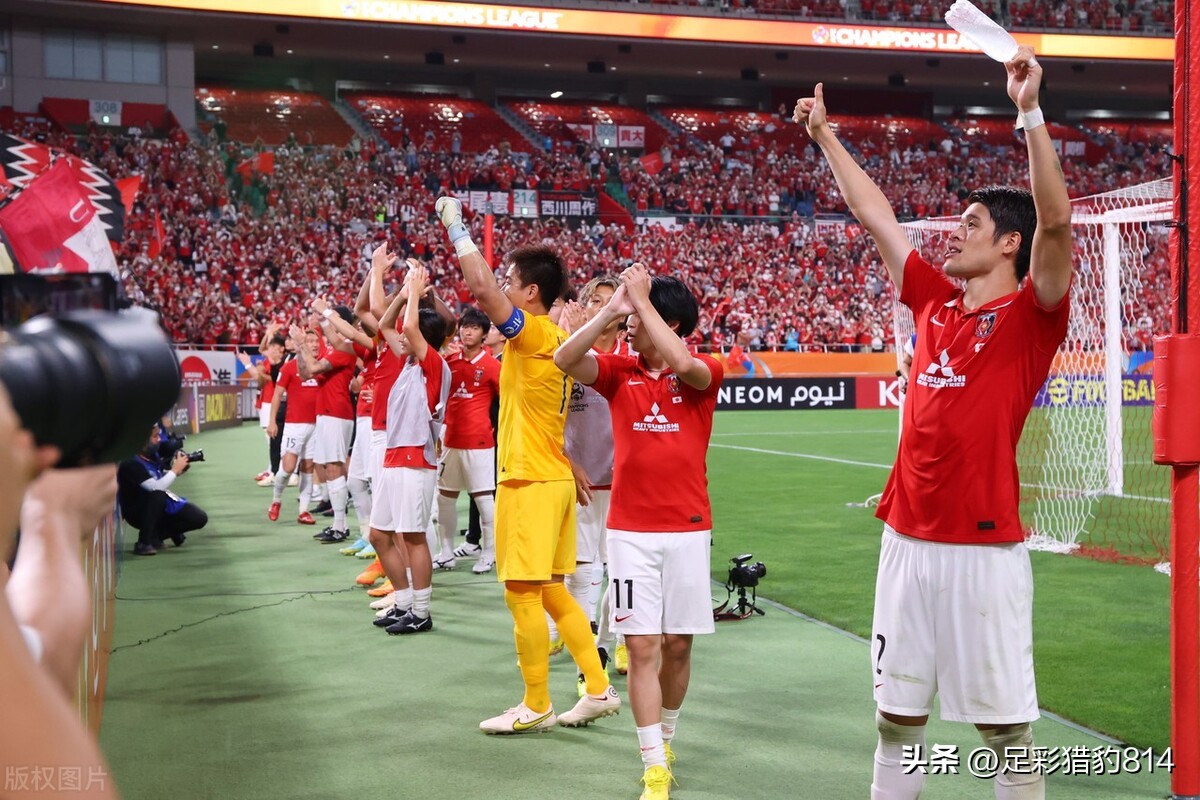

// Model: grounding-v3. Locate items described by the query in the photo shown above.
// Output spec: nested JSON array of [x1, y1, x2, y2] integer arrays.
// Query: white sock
[[297, 472, 313, 513], [636, 724, 667, 770], [329, 476, 349, 532], [981, 725, 1045, 800], [660, 706, 681, 743], [393, 585, 413, 611], [596, 583, 615, 651], [475, 494, 495, 554], [437, 494, 458, 556], [412, 587, 432, 619], [348, 476, 372, 536], [871, 713, 927, 800], [588, 561, 606, 620], [547, 614, 558, 642], [272, 470, 291, 502], [566, 567, 591, 615]]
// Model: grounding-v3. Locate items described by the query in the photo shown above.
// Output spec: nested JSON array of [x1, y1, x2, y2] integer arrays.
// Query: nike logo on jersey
[[512, 709, 555, 732], [875, 683, 884, 689], [627, 380, 644, 385], [930, 315, 945, 327], [615, 614, 633, 623]]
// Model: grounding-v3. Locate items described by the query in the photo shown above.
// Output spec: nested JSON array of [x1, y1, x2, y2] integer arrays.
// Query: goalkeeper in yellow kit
[[436, 196, 620, 734]]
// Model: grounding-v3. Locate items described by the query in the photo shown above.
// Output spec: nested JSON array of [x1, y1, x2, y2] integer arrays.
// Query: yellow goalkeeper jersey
[[497, 310, 573, 484]]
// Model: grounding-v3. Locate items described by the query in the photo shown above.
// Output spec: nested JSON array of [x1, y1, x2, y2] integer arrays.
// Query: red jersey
[[444, 349, 501, 450], [591, 353, 723, 532], [276, 359, 320, 424], [316, 347, 360, 420], [356, 347, 376, 418], [876, 250, 1070, 544], [383, 348, 449, 470], [371, 345, 402, 432]]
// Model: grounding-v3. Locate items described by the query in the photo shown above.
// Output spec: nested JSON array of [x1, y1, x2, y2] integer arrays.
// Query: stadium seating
[[196, 88, 355, 147], [343, 92, 527, 152], [504, 99, 670, 153]]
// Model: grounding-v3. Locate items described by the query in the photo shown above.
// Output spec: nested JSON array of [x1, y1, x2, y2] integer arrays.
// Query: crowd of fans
[[0, 102, 1173, 354], [523, 0, 1172, 33]]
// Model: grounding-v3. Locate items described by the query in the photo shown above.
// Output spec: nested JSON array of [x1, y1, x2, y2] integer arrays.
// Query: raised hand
[[406, 259, 428, 298], [560, 300, 586, 334], [371, 242, 398, 274], [606, 282, 636, 318], [435, 196, 463, 229], [620, 262, 653, 309], [288, 323, 306, 343], [311, 296, 330, 316], [793, 83, 829, 138], [1005, 45, 1042, 113], [236, 351, 252, 366]]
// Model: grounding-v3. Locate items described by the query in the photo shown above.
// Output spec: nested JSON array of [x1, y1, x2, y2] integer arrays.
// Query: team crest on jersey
[[974, 312, 997, 338], [666, 374, 681, 394], [473, 367, 484, 384]]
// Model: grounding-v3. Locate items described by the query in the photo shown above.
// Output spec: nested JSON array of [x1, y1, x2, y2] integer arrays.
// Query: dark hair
[[966, 186, 1037, 282], [458, 306, 491, 335], [417, 308, 448, 351], [649, 275, 699, 338], [334, 305, 354, 325], [269, 335, 287, 348], [507, 244, 567, 310], [560, 284, 578, 303]]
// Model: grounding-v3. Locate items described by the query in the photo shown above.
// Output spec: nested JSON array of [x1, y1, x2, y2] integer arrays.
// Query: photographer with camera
[[554, 264, 723, 800], [117, 426, 208, 556]]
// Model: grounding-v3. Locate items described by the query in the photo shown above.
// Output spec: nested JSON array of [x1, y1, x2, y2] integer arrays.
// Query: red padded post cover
[[1153, 334, 1200, 465]]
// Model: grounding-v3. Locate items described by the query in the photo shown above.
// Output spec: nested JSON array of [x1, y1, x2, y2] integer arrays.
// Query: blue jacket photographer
[[117, 426, 208, 556]]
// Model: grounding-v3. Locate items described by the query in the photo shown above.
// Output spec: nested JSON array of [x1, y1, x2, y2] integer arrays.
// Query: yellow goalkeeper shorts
[[495, 479, 576, 582]]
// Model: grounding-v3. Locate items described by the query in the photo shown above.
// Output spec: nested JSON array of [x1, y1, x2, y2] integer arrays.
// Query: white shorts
[[437, 447, 496, 495], [871, 526, 1039, 725], [368, 429, 386, 486], [258, 404, 271, 429], [282, 422, 316, 460], [313, 415, 354, 465], [348, 417, 373, 482], [369, 467, 436, 533], [575, 489, 611, 564], [607, 529, 714, 636]]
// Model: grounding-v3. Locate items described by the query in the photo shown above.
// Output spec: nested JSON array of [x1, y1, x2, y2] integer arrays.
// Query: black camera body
[[728, 553, 767, 588], [186, 449, 205, 463]]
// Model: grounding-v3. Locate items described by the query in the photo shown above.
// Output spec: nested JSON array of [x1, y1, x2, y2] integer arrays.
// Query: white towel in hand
[[945, 0, 1019, 62]]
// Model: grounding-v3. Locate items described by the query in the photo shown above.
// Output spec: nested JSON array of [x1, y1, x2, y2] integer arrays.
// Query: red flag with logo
[[0, 159, 118, 273], [236, 151, 275, 180], [639, 152, 664, 176]]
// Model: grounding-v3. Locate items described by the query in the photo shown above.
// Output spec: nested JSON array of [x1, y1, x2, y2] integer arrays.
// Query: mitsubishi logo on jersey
[[916, 349, 966, 389], [452, 380, 474, 400], [633, 402, 680, 433]]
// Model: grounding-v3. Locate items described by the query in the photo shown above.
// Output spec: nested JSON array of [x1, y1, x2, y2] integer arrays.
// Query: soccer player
[[435, 307, 501, 574], [267, 327, 322, 524], [368, 259, 451, 635], [315, 292, 381, 556], [555, 264, 722, 800], [795, 46, 1071, 800], [435, 195, 620, 734], [561, 277, 631, 694], [296, 302, 372, 545]]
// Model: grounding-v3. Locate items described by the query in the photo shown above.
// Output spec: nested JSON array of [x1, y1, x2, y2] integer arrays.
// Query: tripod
[[713, 581, 766, 621]]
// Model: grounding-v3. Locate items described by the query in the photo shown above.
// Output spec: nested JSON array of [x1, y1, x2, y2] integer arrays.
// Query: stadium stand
[[196, 88, 355, 147]]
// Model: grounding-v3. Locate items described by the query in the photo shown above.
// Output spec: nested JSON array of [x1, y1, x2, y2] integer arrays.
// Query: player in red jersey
[[297, 300, 374, 545], [267, 328, 323, 524], [796, 47, 1071, 800], [434, 307, 501, 574], [368, 260, 451, 635], [555, 264, 723, 800], [314, 292, 381, 555]]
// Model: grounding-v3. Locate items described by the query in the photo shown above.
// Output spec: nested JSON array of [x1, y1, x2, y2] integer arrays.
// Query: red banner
[[855, 375, 903, 409]]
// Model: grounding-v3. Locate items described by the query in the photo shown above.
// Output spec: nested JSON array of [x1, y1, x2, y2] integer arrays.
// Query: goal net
[[897, 178, 1173, 565]]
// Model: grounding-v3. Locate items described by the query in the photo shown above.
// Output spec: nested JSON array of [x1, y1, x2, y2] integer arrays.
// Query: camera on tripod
[[728, 553, 766, 588], [715, 553, 767, 621]]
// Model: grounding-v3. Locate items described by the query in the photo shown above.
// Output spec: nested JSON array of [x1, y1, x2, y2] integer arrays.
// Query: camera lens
[[0, 309, 181, 467]]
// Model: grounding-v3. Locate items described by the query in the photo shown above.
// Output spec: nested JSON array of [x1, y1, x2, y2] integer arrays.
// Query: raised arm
[[403, 262, 431, 363], [354, 267, 380, 336], [378, 272, 412, 358], [369, 243, 397, 321], [258, 321, 280, 355], [435, 197, 514, 326], [427, 287, 458, 341], [622, 264, 714, 390], [555, 293, 631, 385], [290, 324, 327, 381], [313, 296, 373, 351], [794, 84, 913, 292], [1007, 47, 1073, 307], [236, 350, 262, 384]]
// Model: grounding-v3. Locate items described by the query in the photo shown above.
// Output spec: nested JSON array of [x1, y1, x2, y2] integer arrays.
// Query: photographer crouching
[[118, 425, 208, 556]]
